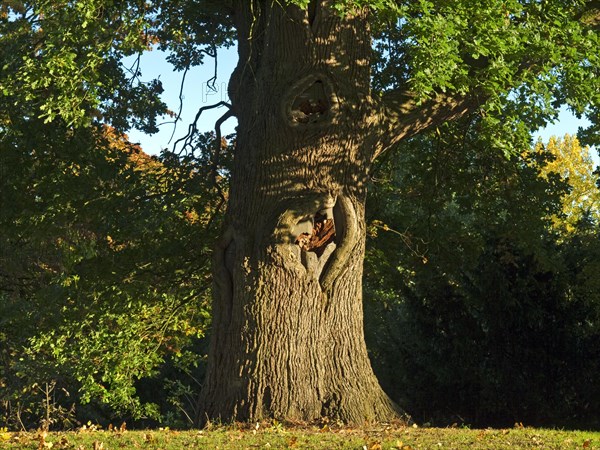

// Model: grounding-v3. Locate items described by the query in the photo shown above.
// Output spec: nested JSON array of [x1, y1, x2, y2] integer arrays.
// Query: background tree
[[1, 0, 229, 429], [364, 125, 600, 428], [533, 134, 600, 234], [0, 117, 228, 428]]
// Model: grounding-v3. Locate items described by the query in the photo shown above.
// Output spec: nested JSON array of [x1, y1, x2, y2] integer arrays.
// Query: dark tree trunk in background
[[197, 1, 401, 424]]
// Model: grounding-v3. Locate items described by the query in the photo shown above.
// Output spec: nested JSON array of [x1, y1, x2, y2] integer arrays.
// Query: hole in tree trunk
[[290, 197, 343, 283], [295, 212, 335, 257], [262, 386, 272, 414], [283, 74, 338, 127], [289, 80, 330, 124]]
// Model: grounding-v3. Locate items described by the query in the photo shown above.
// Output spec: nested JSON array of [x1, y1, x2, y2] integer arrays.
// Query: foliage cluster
[[533, 134, 600, 234], [0, 0, 233, 130], [364, 120, 600, 429], [0, 115, 229, 428], [1, 0, 232, 430]]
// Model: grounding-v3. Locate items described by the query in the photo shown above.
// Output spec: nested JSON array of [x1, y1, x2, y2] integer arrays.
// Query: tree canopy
[[2, 1, 600, 146]]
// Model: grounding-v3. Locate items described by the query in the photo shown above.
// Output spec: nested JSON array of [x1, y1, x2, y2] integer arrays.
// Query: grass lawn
[[1, 422, 598, 449]]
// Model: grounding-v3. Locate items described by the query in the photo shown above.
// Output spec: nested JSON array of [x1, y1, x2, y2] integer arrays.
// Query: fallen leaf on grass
[[38, 431, 52, 450]]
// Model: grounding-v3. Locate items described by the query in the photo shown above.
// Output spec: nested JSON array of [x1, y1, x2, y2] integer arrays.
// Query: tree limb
[[172, 100, 232, 155], [373, 90, 481, 160], [371, 0, 600, 161]]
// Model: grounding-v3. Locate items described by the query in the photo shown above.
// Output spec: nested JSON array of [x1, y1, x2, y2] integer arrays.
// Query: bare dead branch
[[167, 65, 190, 144], [158, 46, 219, 143], [172, 101, 232, 155]]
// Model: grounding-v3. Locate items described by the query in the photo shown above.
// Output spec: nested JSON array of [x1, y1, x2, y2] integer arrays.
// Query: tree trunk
[[197, 1, 400, 424]]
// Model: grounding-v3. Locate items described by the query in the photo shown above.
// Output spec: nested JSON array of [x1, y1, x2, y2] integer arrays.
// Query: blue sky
[[125, 48, 238, 154], [126, 48, 598, 166]]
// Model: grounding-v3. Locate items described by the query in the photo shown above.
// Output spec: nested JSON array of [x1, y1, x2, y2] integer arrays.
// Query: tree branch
[[172, 100, 232, 155], [372, 1, 600, 161], [373, 90, 481, 160]]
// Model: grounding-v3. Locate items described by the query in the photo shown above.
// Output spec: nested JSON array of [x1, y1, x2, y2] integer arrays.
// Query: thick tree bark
[[197, 1, 401, 424]]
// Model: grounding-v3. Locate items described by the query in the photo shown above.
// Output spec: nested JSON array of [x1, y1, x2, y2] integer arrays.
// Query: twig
[[167, 65, 190, 144], [172, 101, 232, 155]]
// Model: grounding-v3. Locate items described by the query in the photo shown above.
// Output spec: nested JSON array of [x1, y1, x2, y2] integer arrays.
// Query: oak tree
[[3, 0, 600, 424]]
